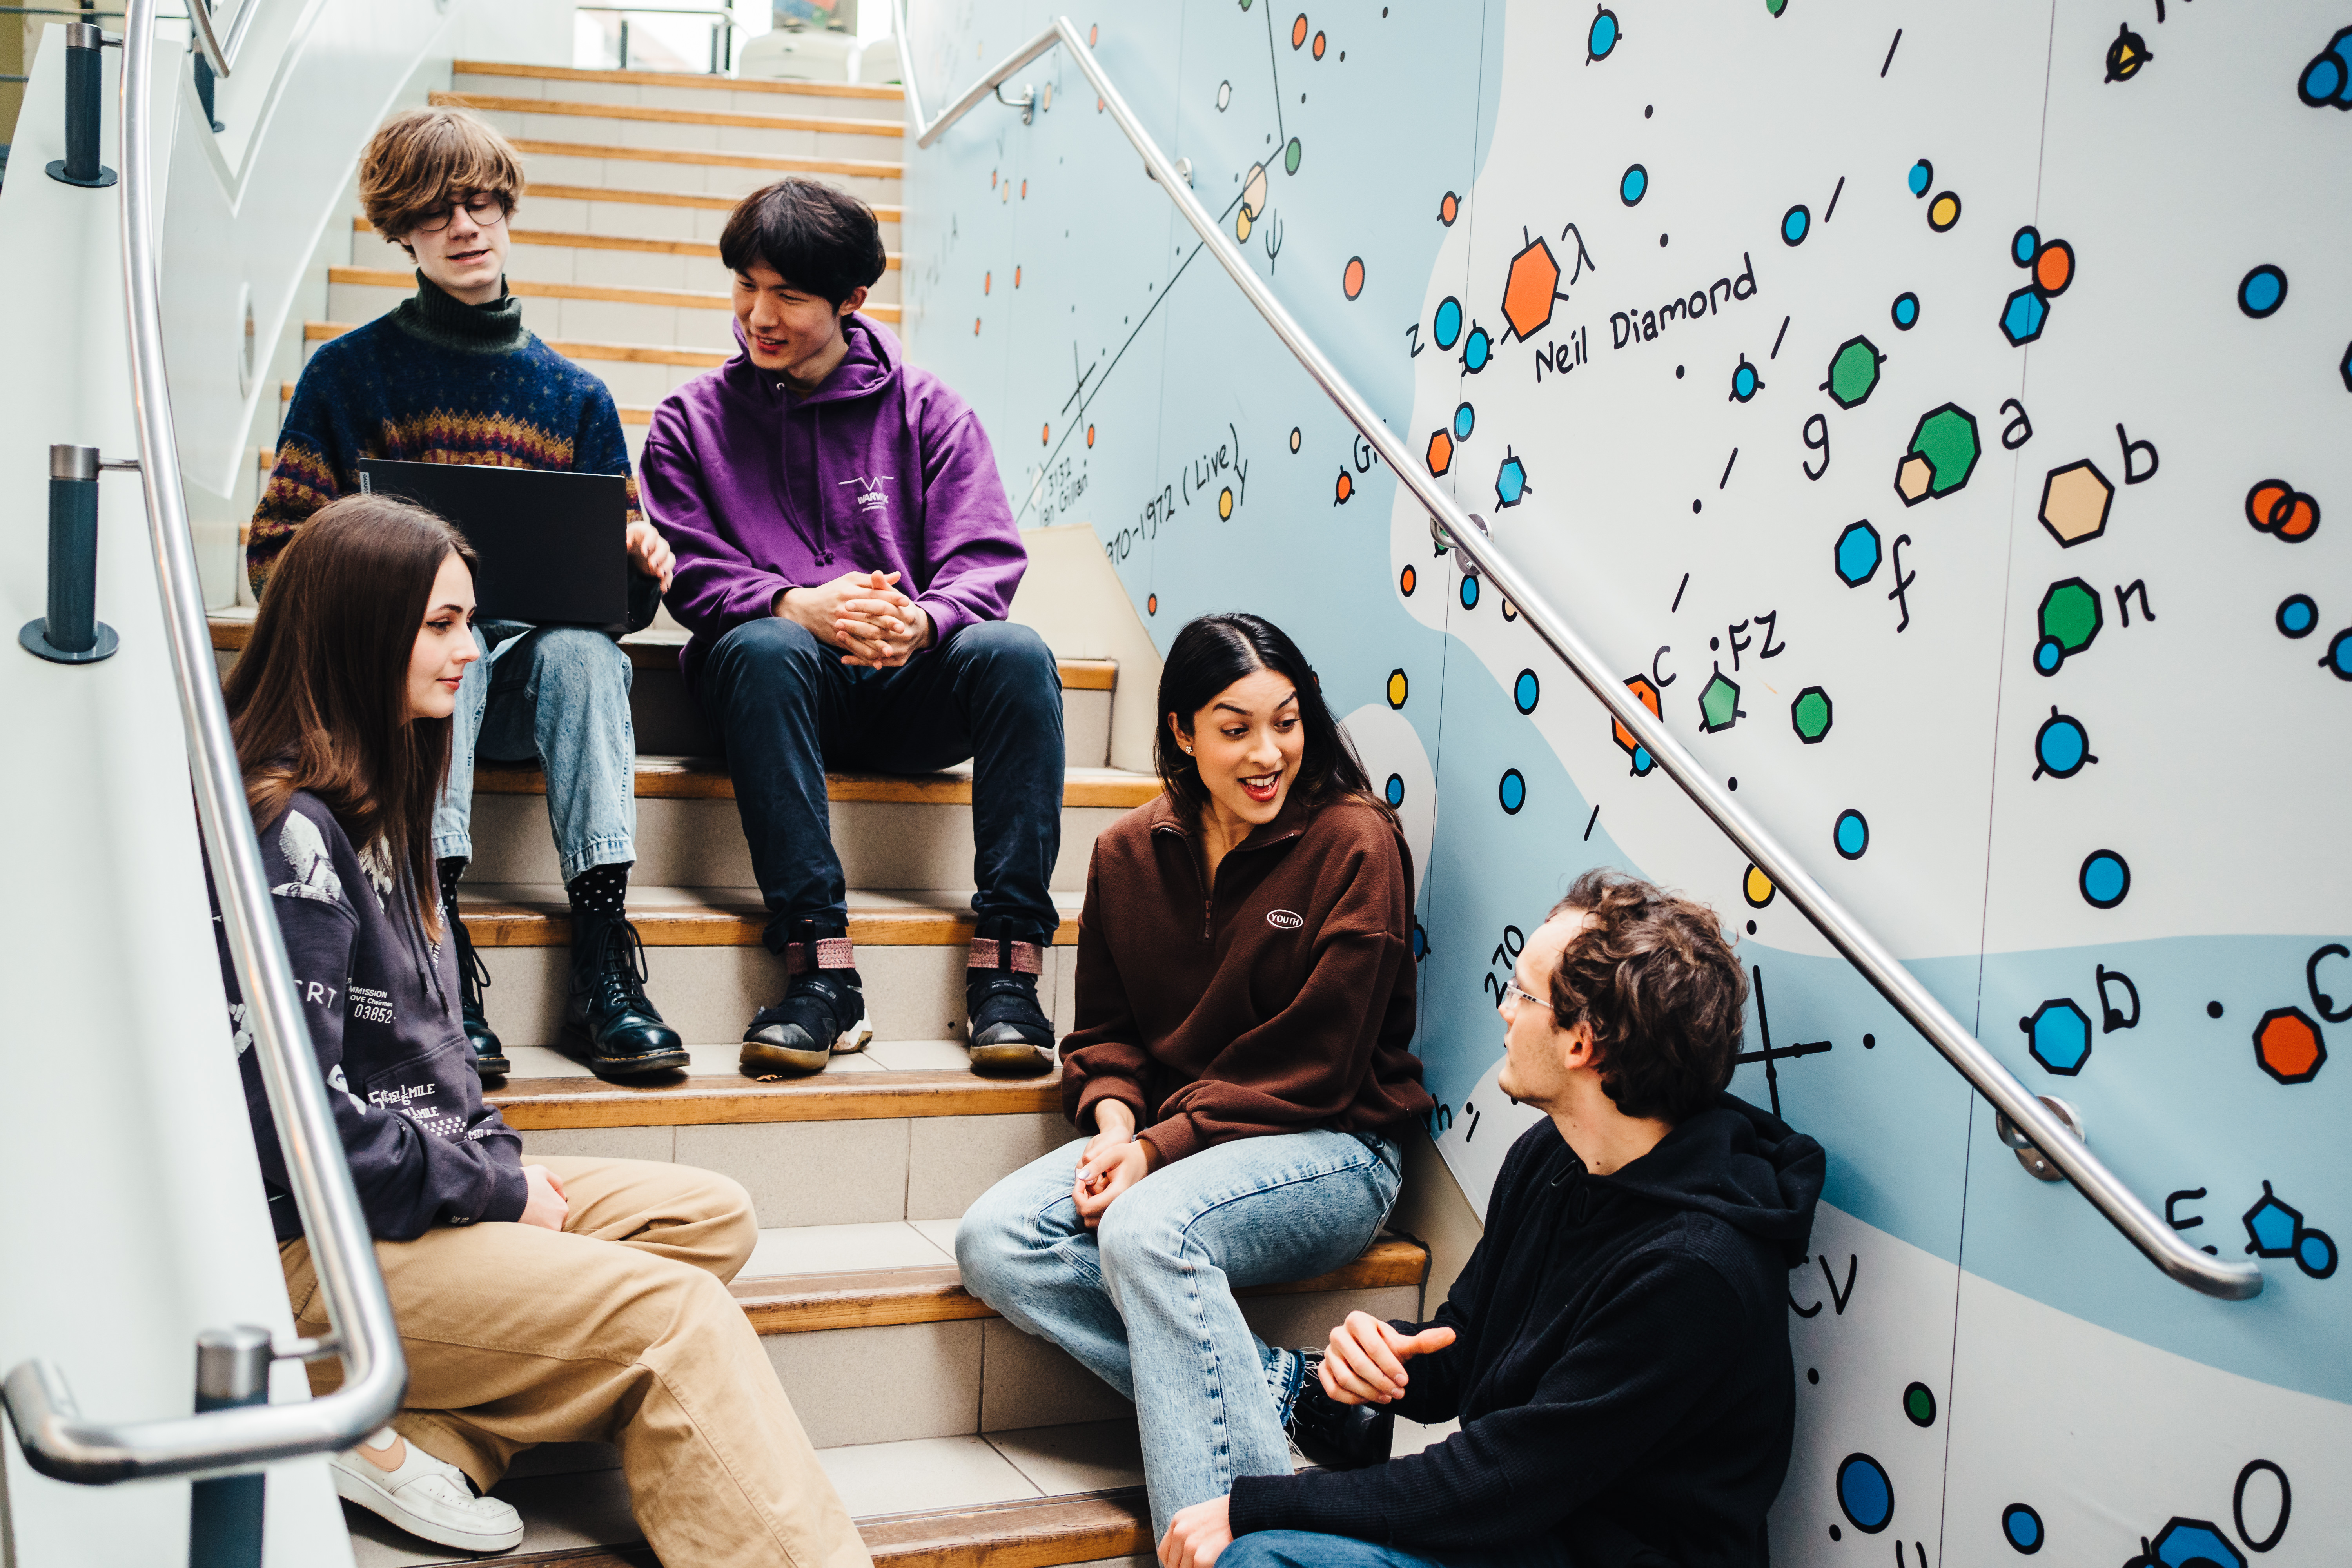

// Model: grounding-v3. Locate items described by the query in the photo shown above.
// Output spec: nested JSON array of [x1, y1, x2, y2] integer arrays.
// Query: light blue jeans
[[434, 624, 637, 884], [956, 1127, 1404, 1540]]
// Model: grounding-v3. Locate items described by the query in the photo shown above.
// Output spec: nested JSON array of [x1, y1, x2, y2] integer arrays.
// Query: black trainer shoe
[[741, 921, 874, 1077], [1285, 1349, 1396, 1471], [438, 858, 508, 1079], [559, 911, 688, 1080], [964, 919, 1055, 1078]]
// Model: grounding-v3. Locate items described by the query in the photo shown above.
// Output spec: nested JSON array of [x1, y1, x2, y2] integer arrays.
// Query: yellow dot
[[1386, 670, 1408, 709], [1237, 209, 1253, 243], [1927, 192, 1960, 232], [1743, 865, 1776, 908], [1218, 486, 1234, 520]]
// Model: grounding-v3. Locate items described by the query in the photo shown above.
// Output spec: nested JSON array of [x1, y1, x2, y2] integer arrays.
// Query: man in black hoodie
[[1160, 869, 1825, 1568]]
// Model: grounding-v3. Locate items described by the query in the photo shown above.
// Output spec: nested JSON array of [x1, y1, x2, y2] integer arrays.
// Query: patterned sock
[[566, 862, 631, 920]]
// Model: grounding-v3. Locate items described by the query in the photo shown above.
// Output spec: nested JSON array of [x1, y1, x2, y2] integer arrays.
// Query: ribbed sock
[[567, 862, 631, 920]]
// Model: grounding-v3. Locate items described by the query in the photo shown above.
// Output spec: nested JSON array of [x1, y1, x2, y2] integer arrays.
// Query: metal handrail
[[900, 14, 2262, 1302], [1, 0, 408, 1484]]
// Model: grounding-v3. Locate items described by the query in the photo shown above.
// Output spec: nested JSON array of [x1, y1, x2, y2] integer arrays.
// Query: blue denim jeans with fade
[[1221, 1530, 1576, 1568], [433, 624, 638, 884], [955, 1129, 1404, 1541]]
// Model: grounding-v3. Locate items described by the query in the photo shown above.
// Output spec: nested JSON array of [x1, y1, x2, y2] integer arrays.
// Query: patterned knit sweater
[[247, 272, 647, 604]]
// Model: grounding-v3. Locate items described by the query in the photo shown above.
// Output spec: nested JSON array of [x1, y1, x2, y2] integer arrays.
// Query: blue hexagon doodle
[[2020, 998, 2092, 1075], [1836, 521, 1882, 586], [1495, 448, 1529, 508], [2149, 1517, 2246, 1568], [2241, 1180, 2338, 1278], [2001, 286, 2049, 345]]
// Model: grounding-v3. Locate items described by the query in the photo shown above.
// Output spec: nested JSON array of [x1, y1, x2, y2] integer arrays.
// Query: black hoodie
[[1229, 1095, 1824, 1568]]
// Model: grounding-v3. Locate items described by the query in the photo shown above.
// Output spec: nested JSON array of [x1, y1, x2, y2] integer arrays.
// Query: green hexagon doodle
[[1699, 670, 1744, 733], [1791, 686, 1833, 743], [1825, 336, 1883, 409]]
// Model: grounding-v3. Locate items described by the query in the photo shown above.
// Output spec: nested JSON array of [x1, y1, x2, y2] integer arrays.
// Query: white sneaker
[[329, 1429, 526, 1554]]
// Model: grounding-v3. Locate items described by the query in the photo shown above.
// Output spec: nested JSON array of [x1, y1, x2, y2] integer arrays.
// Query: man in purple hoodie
[[641, 178, 1062, 1080]]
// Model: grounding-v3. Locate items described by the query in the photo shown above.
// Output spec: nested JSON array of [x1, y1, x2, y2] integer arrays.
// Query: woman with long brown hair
[[217, 494, 869, 1567]]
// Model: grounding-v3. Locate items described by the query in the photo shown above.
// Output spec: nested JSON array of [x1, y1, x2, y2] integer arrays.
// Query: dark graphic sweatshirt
[[210, 792, 528, 1243], [1059, 793, 1434, 1166], [638, 315, 1026, 685], [1229, 1097, 1826, 1568]]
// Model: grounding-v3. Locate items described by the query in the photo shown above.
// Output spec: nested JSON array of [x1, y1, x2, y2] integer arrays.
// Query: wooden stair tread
[[512, 135, 902, 180], [452, 59, 907, 102], [303, 320, 730, 365], [457, 885, 1080, 948], [433, 88, 904, 139], [731, 1238, 1431, 1334], [331, 265, 729, 312], [486, 1066, 1063, 1129], [462, 755, 1158, 808], [523, 181, 903, 222], [348, 214, 904, 269], [208, 612, 1115, 690]]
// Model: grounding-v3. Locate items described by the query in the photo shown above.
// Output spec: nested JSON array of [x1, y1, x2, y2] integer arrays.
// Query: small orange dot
[[1096, 96, 1104, 112], [1147, 593, 1158, 615], [1014, 266, 1022, 287], [1440, 192, 1458, 225], [1041, 423, 1050, 445], [974, 318, 982, 334], [984, 271, 991, 294], [1335, 471, 1354, 503], [1089, 23, 1098, 45], [2034, 245, 2071, 294], [1312, 30, 1326, 58], [991, 170, 998, 188], [1399, 565, 1417, 595], [1342, 256, 1366, 299], [1086, 425, 1096, 447], [1292, 15, 1308, 49], [1020, 179, 1028, 198]]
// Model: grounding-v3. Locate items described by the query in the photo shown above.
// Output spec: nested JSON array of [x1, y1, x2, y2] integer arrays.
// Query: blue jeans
[[1223, 1530, 1575, 1568], [955, 1129, 1403, 1540], [693, 616, 1064, 947], [434, 624, 638, 884]]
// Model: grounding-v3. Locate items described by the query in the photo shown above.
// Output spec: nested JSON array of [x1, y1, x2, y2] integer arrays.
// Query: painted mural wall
[[897, 2, 2350, 1562]]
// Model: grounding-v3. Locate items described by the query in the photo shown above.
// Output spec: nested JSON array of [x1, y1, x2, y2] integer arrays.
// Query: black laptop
[[358, 459, 629, 626]]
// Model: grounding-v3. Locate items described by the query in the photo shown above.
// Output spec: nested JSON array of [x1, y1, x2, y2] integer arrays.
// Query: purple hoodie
[[640, 315, 1026, 676]]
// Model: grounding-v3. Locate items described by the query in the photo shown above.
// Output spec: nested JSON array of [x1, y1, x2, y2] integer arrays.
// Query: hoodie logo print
[[1267, 909, 1304, 930], [837, 474, 894, 513]]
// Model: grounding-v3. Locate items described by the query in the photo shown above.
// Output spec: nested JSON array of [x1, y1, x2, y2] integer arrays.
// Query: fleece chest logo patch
[[838, 474, 894, 514], [1267, 909, 1304, 930]]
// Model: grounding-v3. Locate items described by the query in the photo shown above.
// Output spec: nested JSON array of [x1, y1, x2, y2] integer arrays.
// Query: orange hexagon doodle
[[1612, 675, 1662, 759], [1426, 429, 1454, 476], [1502, 234, 1563, 342], [2254, 1006, 2326, 1085], [2039, 459, 2114, 547]]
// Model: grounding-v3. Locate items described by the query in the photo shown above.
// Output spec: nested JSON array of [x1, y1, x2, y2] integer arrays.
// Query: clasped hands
[[624, 520, 674, 590], [1156, 1311, 1457, 1568], [1073, 1099, 1158, 1229], [778, 569, 934, 669]]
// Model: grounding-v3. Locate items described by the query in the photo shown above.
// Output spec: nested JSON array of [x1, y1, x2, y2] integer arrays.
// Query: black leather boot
[[964, 918, 1055, 1078], [559, 870, 687, 1080], [741, 919, 873, 1077], [438, 857, 508, 1079], [1286, 1349, 1396, 1470]]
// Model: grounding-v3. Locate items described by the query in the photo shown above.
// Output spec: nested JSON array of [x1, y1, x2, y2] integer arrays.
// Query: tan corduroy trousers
[[281, 1155, 869, 1568]]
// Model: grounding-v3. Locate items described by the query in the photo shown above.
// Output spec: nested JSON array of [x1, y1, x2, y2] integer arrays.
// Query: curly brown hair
[[359, 107, 524, 243], [1545, 869, 1747, 1122]]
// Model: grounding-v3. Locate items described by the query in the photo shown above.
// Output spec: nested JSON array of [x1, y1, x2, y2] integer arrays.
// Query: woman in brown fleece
[[956, 613, 1434, 1542]]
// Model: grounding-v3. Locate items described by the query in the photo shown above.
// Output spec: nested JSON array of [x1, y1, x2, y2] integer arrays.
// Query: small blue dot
[[2239, 264, 2287, 319], [1498, 769, 1526, 813], [2034, 637, 2063, 675], [1433, 296, 1463, 350], [2306, 54, 2346, 102], [2329, 628, 2352, 679], [1782, 204, 1811, 246], [1620, 163, 1647, 205], [2080, 850, 2130, 909], [2298, 1232, 2334, 1274], [1454, 402, 1475, 440], [1631, 746, 1653, 775], [1892, 292, 1919, 329], [1514, 669, 1540, 714], [1460, 574, 1480, 610], [2278, 595, 2317, 637], [1907, 159, 1932, 197], [1732, 363, 1759, 399], [2036, 716, 2087, 776], [1463, 327, 1491, 372], [1836, 1454, 1894, 1533], [1834, 810, 1869, 860], [1385, 773, 1405, 807], [2002, 1503, 2043, 1553], [1588, 9, 1618, 59], [2012, 226, 2040, 267]]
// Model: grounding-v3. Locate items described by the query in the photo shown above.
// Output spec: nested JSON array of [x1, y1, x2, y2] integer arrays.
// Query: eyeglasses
[[413, 194, 508, 234], [1501, 980, 1552, 1012]]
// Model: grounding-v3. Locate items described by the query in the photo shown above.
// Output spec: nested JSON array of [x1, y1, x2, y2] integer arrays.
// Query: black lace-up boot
[[559, 865, 687, 1080], [741, 918, 873, 1076], [1285, 1348, 1396, 1470], [438, 857, 508, 1079], [963, 917, 1055, 1078]]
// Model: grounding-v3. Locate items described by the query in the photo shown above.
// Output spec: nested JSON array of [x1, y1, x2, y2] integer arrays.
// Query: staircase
[[231, 56, 1436, 1568]]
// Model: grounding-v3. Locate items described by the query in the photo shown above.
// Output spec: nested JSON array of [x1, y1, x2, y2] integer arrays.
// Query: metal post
[[192, 49, 223, 132], [617, 15, 630, 69], [20, 445, 122, 664], [186, 1328, 270, 1568], [45, 21, 117, 187]]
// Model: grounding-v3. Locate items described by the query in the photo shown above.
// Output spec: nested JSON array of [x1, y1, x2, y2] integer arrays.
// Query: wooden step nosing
[[451, 58, 907, 102], [512, 135, 902, 178], [459, 901, 1081, 950], [433, 88, 906, 138], [521, 180, 903, 221], [486, 1067, 1063, 1129]]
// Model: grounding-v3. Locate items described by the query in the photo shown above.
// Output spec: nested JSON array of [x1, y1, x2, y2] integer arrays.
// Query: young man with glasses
[[249, 108, 686, 1085], [1159, 870, 1826, 1568]]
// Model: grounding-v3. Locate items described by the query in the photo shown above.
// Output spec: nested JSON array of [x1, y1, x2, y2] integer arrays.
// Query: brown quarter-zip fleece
[[1059, 791, 1434, 1165]]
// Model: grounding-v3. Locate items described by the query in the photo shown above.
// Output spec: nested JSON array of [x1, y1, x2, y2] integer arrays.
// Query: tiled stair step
[[453, 58, 909, 105], [432, 88, 905, 142]]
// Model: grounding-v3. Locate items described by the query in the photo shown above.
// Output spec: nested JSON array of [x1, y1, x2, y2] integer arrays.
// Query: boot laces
[[589, 918, 655, 1017]]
